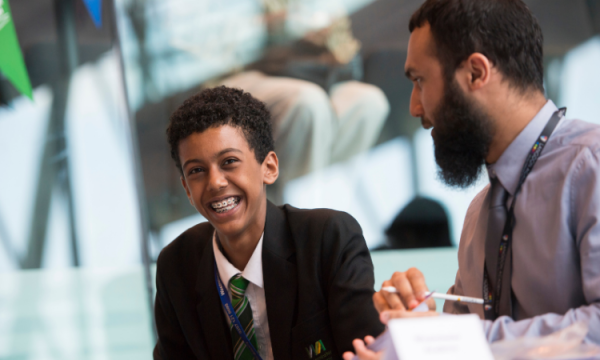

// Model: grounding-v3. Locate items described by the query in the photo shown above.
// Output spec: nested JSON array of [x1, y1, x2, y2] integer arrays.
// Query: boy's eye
[[223, 158, 238, 166], [188, 167, 204, 175]]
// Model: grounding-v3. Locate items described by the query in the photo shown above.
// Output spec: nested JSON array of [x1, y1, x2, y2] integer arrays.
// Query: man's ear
[[457, 52, 492, 91], [180, 175, 194, 206], [262, 151, 279, 185]]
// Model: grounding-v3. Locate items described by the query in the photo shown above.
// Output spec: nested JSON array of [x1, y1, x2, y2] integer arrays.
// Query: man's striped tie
[[229, 274, 258, 360]]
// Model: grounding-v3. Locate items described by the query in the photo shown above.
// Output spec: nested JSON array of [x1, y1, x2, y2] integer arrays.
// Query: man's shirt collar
[[487, 100, 559, 195], [213, 231, 265, 289]]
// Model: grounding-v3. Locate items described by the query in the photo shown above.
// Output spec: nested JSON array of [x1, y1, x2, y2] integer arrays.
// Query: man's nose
[[409, 87, 424, 118]]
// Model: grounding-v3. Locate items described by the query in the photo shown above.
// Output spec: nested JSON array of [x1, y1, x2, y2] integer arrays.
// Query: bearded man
[[345, 0, 600, 358]]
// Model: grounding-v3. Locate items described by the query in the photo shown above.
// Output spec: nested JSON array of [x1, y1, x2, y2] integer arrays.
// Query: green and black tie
[[229, 274, 259, 360]]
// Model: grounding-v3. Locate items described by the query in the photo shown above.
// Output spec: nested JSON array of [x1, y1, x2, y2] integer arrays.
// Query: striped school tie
[[229, 274, 259, 360]]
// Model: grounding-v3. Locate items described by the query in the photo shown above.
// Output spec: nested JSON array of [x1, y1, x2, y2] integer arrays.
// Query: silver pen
[[381, 286, 484, 305]]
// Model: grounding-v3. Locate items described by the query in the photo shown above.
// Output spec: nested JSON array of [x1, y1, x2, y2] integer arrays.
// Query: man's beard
[[430, 79, 494, 188]]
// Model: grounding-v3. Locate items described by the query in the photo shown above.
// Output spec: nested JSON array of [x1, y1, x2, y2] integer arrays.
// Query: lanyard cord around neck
[[482, 107, 566, 320], [214, 262, 264, 360]]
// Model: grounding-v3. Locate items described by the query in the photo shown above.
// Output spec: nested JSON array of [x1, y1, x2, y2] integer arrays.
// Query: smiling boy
[[153, 86, 384, 360]]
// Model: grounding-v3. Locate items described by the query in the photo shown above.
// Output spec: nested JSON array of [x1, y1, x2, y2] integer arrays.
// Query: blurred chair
[[375, 196, 453, 250]]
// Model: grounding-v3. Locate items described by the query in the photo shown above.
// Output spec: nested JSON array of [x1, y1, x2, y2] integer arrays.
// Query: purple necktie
[[484, 176, 513, 318]]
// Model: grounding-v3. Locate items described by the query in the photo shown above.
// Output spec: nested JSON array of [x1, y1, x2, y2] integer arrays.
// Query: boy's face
[[179, 125, 278, 240]]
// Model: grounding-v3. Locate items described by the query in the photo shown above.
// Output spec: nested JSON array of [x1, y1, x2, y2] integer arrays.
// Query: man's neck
[[486, 92, 547, 164]]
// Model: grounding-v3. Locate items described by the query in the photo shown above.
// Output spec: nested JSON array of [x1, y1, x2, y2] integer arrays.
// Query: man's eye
[[415, 78, 422, 87], [223, 158, 238, 166]]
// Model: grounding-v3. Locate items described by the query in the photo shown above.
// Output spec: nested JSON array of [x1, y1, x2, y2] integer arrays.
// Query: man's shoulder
[[157, 221, 214, 269], [553, 119, 600, 154]]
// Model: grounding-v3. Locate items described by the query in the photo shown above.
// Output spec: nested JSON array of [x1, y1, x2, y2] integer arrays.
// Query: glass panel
[[112, 0, 600, 256], [0, 0, 153, 358], [2, 0, 599, 357]]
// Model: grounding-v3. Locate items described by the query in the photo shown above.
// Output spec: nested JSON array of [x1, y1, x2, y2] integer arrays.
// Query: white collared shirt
[[213, 232, 274, 360]]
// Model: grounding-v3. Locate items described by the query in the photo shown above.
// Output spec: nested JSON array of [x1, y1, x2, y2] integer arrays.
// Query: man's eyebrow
[[405, 68, 416, 79]]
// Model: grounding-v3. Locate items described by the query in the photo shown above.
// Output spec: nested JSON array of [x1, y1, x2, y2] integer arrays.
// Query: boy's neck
[[215, 201, 267, 271], [217, 231, 262, 271]]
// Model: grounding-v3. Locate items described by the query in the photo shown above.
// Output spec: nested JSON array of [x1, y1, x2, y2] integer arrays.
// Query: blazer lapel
[[263, 201, 298, 359], [195, 236, 234, 360]]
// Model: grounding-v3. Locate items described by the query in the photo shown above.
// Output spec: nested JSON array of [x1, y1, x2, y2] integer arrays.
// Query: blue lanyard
[[214, 262, 264, 360]]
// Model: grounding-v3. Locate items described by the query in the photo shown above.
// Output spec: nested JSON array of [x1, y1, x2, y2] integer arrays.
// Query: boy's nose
[[207, 170, 228, 191]]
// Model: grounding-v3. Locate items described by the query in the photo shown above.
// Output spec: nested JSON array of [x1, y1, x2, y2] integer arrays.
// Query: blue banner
[[82, 0, 102, 28]]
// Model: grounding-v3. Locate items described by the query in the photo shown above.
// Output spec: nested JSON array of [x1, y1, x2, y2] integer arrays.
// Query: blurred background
[[1, 0, 599, 358]]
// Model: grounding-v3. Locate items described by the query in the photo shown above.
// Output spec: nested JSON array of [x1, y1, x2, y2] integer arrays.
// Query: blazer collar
[[263, 200, 298, 359], [195, 230, 234, 360], [263, 201, 295, 259]]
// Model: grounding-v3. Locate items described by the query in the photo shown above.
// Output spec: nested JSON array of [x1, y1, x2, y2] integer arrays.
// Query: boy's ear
[[180, 176, 194, 206], [262, 151, 279, 185]]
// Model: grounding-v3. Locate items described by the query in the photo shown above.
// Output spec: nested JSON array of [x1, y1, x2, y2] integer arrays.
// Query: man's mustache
[[421, 117, 433, 129]]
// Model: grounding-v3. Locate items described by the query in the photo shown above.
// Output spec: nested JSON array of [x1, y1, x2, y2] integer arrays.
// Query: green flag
[[0, 0, 33, 100]]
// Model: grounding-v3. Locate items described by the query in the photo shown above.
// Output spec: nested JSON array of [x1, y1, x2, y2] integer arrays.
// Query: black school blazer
[[153, 201, 385, 360]]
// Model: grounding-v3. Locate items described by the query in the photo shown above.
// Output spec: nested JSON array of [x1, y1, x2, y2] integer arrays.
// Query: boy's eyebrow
[[405, 67, 416, 79], [214, 148, 242, 159], [182, 158, 201, 170], [181, 148, 243, 170]]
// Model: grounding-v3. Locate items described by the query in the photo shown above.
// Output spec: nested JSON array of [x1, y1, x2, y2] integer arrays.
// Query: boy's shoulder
[[280, 204, 363, 239], [156, 204, 364, 267], [156, 221, 214, 269], [282, 203, 359, 225]]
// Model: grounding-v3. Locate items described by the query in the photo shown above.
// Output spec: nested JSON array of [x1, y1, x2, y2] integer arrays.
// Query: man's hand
[[342, 336, 381, 360], [344, 269, 438, 360], [373, 268, 436, 323]]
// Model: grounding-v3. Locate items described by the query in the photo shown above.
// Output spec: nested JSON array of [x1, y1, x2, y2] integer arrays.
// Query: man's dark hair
[[409, 0, 544, 93], [167, 86, 274, 174]]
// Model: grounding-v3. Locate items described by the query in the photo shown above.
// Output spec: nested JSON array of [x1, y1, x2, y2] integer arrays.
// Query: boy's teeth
[[215, 203, 237, 213], [211, 197, 238, 210]]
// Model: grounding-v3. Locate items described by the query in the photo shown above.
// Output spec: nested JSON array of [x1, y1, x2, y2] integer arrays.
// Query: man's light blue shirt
[[444, 100, 600, 343]]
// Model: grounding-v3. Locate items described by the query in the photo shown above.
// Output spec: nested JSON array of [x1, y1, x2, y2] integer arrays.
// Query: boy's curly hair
[[167, 86, 274, 174]]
